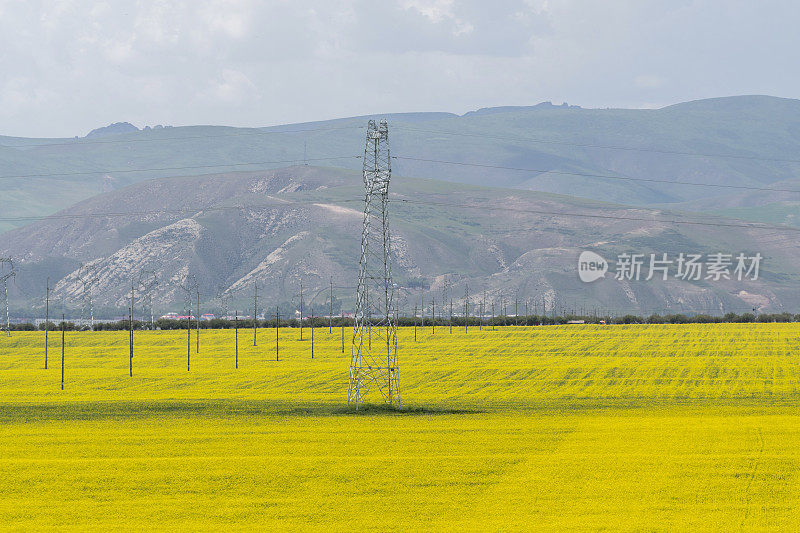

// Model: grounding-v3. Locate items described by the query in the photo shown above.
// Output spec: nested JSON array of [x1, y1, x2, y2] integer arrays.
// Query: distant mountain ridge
[[85, 121, 140, 138], [3, 95, 800, 236], [2, 165, 798, 317]]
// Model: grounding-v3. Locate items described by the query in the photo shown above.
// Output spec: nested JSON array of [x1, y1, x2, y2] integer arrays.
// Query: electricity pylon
[[348, 119, 400, 409]]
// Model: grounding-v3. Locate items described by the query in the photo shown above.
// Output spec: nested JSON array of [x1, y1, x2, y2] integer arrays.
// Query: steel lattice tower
[[348, 119, 400, 409]]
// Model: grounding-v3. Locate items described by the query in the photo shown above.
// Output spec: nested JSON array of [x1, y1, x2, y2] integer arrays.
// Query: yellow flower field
[[1, 324, 799, 530]]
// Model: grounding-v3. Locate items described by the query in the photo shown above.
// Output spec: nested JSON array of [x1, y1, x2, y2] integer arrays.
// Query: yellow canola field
[[1, 324, 800, 530]]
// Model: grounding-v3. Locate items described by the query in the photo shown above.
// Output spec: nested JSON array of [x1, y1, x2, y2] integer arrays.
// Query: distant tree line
[[8, 311, 798, 331]]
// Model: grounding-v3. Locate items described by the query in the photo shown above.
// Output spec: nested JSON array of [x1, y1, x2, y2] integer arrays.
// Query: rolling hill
[[3, 95, 800, 235], [2, 165, 798, 318]]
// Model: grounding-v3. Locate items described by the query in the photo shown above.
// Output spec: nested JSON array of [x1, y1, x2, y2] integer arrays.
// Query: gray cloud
[[0, 0, 798, 137]]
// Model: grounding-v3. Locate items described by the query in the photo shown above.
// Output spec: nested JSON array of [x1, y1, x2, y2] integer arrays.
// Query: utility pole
[[414, 304, 417, 342], [253, 283, 258, 346], [60, 313, 65, 390], [3, 278, 7, 336], [77, 263, 99, 332], [300, 279, 304, 341], [432, 296, 435, 335], [491, 301, 496, 331], [449, 297, 453, 334], [235, 311, 239, 369], [129, 304, 133, 376], [196, 289, 200, 354], [311, 307, 315, 359], [130, 281, 135, 377], [275, 306, 279, 361], [464, 285, 469, 334], [45, 278, 49, 369], [0, 258, 14, 337], [180, 276, 197, 371], [481, 290, 486, 331], [443, 277, 449, 334], [186, 312, 191, 371], [341, 309, 345, 353], [329, 277, 333, 334], [138, 269, 157, 331]]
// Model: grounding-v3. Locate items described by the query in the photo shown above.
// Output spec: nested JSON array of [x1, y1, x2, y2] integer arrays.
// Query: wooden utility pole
[[341, 309, 345, 353], [329, 277, 333, 334], [432, 296, 435, 335], [311, 307, 314, 359], [414, 304, 417, 342]]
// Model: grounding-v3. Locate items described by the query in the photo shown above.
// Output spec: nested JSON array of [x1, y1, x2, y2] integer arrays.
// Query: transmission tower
[[0, 258, 15, 336], [348, 119, 400, 409]]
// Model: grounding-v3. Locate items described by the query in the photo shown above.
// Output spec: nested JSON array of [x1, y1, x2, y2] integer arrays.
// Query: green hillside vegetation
[[712, 202, 800, 227]]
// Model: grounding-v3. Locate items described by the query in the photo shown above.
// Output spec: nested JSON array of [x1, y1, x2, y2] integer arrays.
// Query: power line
[[0, 155, 360, 182], [0, 125, 364, 149], [2, 148, 797, 200], [3, 192, 800, 235], [392, 197, 800, 233], [5, 119, 798, 167], [392, 124, 800, 165], [392, 155, 800, 195]]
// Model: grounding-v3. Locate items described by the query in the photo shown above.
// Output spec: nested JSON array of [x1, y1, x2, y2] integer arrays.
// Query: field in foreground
[[1, 324, 800, 531]]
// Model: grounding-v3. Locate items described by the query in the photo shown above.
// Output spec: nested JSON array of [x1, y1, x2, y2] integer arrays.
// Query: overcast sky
[[1, 0, 798, 137]]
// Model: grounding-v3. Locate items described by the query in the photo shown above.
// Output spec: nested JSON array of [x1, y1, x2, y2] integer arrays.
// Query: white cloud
[[198, 68, 259, 104], [635, 75, 667, 89], [0, 0, 798, 136], [399, 0, 456, 23]]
